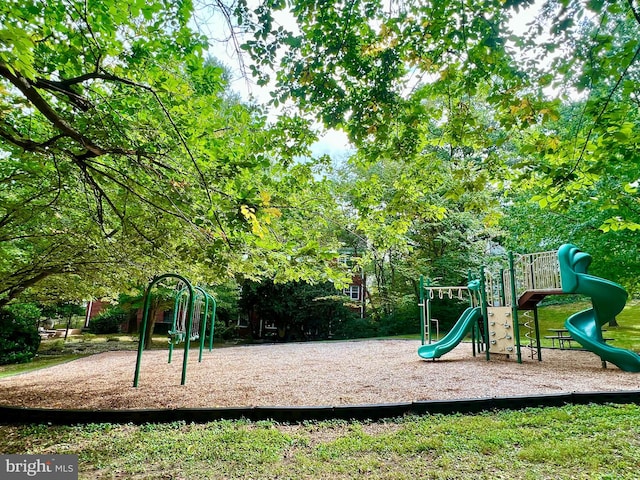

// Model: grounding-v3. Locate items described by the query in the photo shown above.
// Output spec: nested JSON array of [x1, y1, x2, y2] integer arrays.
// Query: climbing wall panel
[[487, 306, 516, 355]]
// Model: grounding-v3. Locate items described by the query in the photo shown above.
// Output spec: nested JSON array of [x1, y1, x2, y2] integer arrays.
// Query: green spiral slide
[[417, 306, 482, 360], [558, 243, 640, 372]]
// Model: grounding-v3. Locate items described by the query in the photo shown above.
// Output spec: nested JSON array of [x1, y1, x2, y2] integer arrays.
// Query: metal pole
[[468, 270, 479, 355], [134, 274, 195, 387], [181, 286, 195, 386], [195, 287, 208, 363], [509, 252, 522, 364], [208, 296, 217, 352], [499, 268, 506, 306], [533, 305, 542, 361], [426, 279, 433, 344], [479, 266, 490, 361], [419, 275, 426, 345], [133, 282, 154, 388]]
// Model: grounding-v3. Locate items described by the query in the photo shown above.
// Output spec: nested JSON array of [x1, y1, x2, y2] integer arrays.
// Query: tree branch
[[38, 68, 215, 205], [0, 120, 64, 153], [566, 42, 640, 178], [34, 77, 93, 111], [626, 0, 640, 26], [95, 70, 214, 204], [0, 268, 63, 307], [0, 61, 105, 157]]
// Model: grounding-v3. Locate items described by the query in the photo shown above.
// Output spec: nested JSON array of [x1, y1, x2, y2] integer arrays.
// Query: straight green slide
[[418, 306, 482, 360]]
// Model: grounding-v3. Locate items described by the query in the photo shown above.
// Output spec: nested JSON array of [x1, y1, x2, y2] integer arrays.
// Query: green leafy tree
[[236, 0, 640, 305], [234, 0, 533, 326], [0, 0, 223, 304], [500, 0, 640, 292], [237, 0, 528, 144], [239, 280, 356, 341], [501, 193, 640, 295], [0, 0, 350, 308], [328, 84, 505, 324], [509, 0, 640, 232]]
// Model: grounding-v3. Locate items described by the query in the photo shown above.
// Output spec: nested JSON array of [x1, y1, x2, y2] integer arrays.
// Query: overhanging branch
[[0, 62, 105, 157]]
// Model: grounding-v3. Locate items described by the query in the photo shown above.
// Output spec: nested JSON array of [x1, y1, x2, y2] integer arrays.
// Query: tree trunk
[[64, 314, 72, 341], [143, 307, 158, 350], [0, 269, 61, 308]]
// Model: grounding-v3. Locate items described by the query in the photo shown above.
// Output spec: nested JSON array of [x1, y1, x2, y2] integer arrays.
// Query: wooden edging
[[2, 391, 640, 425]]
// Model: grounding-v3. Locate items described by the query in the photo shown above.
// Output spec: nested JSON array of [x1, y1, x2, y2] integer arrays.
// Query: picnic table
[[545, 328, 614, 350], [545, 328, 574, 349]]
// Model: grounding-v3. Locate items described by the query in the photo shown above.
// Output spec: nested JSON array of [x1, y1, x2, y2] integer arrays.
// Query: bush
[[0, 309, 41, 365], [211, 320, 237, 341], [240, 280, 360, 341], [378, 308, 420, 337], [5, 302, 41, 327], [333, 317, 380, 340], [88, 308, 126, 334]]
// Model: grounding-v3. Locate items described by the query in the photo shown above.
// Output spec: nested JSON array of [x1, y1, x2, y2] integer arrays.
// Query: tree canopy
[[2, 0, 640, 307], [236, 0, 640, 288], [0, 0, 349, 305]]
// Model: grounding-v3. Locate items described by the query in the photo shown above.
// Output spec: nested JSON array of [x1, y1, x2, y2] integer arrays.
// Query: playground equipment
[[419, 243, 640, 371], [418, 306, 483, 360], [168, 285, 216, 364], [559, 244, 640, 372], [419, 251, 551, 363], [418, 278, 484, 359], [133, 274, 216, 387]]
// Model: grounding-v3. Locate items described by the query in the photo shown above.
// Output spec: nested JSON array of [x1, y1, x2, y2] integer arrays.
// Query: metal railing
[[502, 250, 561, 306]]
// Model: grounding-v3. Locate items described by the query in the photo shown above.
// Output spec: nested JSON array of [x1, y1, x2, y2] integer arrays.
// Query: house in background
[[84, 299, 109, 327], [339, 248, 368, 319]]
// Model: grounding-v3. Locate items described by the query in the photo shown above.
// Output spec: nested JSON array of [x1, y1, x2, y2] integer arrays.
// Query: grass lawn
[[1, 403, 639, 479], [535, 299, 640, 352]]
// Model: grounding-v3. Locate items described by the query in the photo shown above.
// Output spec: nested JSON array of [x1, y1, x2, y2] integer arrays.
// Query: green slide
[[418, 306, 482, 360], [558, 244, 640, 372]]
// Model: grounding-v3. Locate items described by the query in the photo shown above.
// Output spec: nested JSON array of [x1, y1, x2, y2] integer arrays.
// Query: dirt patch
[[1, 340, 639, 410]]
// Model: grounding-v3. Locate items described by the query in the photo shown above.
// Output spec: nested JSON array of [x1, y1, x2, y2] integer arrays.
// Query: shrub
[[211, 320, 237, 341], [240, 280, 360, 341], [333, 317, 380, 340], [0, 309, 41, 365], [378, 308, 420, 337], [5, 302, 41, 328], [88, 308, 126, 334]]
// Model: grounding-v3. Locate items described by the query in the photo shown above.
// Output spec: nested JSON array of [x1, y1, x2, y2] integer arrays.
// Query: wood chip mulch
[[1, 340, 639, 410]]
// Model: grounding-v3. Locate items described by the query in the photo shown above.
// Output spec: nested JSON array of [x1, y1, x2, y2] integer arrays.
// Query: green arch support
[[194, 286, 217, 362], [133, 274, 195, 387]]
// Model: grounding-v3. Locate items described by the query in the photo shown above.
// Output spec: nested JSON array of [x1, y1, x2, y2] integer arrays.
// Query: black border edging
[[2, 391, 640, 425]]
